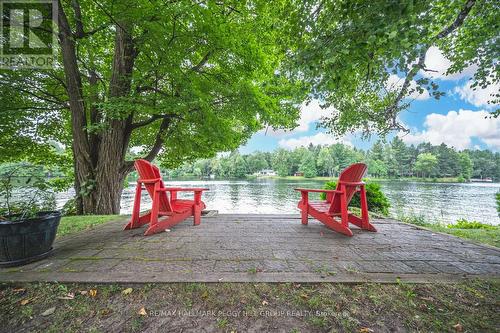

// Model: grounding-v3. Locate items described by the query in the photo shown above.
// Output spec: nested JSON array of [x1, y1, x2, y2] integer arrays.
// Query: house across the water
[[257, 169, 277, 176]]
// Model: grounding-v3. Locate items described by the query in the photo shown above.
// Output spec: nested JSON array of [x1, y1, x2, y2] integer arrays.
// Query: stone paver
[[0, 214, 499, 283]]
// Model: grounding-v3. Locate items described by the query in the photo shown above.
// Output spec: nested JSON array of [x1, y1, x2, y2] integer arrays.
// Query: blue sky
[[240, 47, 499, 153]]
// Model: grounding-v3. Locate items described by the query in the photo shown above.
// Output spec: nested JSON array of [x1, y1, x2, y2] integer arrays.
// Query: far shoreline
[[159, 175, 499, 184]]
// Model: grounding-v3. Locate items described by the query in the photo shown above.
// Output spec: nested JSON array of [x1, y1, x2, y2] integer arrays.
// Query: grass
[[0, 280, 498, 332], [399, 215, 500, 248], [57, 215, 119, 237]]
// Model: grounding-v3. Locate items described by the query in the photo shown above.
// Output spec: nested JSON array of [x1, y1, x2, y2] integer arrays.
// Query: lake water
[[56, 178, 500, 225]]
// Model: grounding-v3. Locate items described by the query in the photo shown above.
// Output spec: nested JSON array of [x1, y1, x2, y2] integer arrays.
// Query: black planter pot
[[0, 211, 61, 267]]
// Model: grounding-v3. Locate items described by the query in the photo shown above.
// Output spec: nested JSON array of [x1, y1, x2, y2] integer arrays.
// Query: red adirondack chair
[[124, 159, 208, 236], [295, 163, 377, 237]]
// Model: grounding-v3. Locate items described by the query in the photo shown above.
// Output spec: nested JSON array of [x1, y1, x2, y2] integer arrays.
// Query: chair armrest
[[161, 187, 209, 192], [294, 188, 343, 193], [137, 178, 162, 184], [159, 188, 208, 205], [338, 181, 365, 186]]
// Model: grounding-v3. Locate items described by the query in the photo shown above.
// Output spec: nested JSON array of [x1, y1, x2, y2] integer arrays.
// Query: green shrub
[[496, 192, 500, 217], [61, 197, 77, 216], [321, 181, 390, 216], [398, 214, 432, 227], [0, 164, 56, 220], [448, 218, 496, 230]]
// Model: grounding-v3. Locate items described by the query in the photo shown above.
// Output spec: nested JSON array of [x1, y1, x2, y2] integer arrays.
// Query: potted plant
[[0, 164, 61, 267]]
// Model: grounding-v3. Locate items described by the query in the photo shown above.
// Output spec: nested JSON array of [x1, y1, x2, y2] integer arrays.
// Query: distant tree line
[[165, 138, 500, 181]]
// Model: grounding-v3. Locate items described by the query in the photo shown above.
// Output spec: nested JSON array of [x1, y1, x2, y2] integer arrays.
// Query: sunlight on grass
[[399, 215, 499, 248], [57, 215, 119, 237]]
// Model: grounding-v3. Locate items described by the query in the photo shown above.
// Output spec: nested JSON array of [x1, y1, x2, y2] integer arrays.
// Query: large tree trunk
[[57, 3, 137, 214], [92, 21, 136, 214], [57, 2, 95, 214]]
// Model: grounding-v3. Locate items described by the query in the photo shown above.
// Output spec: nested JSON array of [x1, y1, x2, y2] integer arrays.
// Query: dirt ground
[[0, 280, 498, 332]]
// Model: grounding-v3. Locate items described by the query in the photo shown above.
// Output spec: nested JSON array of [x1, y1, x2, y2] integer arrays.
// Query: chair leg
[[193, 205, 201, 226], [149, 183, 160, 228], [144, 210, 192, 236], [300, 192, 309, 225], [359, 185, 377, 232], [124, 183, 143, 230], [321, 216, 353, 237], [340, 185, 349, 229], [301, 208, 308, 225]]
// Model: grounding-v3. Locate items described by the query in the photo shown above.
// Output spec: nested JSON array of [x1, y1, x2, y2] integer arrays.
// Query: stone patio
[[1, 214, 499, 283]]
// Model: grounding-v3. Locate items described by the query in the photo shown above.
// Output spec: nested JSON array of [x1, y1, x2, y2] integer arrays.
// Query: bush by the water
[[61, 197, 77, 216], [496, 192, 500, 217], [448, 218, 496, 230], [321, 181, 390, 215]]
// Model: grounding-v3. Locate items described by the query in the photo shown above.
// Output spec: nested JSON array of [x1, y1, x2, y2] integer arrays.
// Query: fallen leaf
[[359, 328, 374, 333], [100, 308, 112, 316], [89, 289, 97, 297], [201, 290, 209, 299], [58, 293, 75, 300], [453, 323, 463, 332], [79, 290, 88, 295], [138, 307, 147, 316], [41, 307, 56, 316], [20, 299, 31, 305], [300, 293, 309, 299], [122, 288, 133, 295]]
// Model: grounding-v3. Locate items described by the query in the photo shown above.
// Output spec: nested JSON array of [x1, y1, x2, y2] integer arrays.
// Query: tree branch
[[136, 85, 171, 97], [436, 0, 476, 40], [130, 114, 178, 130], [384, 0, 476, 128], [71, 0, 110, 39], [71, 0, 84, 37], [121, 118, 171, 173], [191, 51, 212, 72], [143, 118, 170, 161]]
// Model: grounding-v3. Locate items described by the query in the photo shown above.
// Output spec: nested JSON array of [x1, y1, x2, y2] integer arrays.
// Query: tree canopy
[[291, 0, 499, 135], [0, 0, 305, 213], [1, 0, 303, 165]]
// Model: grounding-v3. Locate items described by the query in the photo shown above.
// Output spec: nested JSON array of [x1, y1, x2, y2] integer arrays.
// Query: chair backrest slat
[[328, 163, 367, 214], [134, 159, 172, 212]]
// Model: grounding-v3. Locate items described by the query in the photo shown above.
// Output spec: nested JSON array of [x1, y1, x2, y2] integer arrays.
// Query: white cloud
[[387, 74, 430, 100], [261, 99, 334, 137], [454, 81, 499, 109], [296, 100, 334, 131], [278, 132, 351, 150], [400, 109, 500, 150], [420, 46, 477, 80]]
